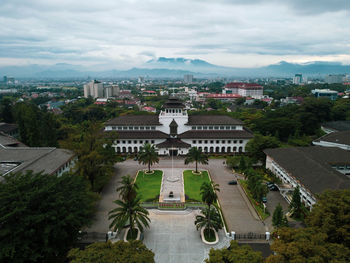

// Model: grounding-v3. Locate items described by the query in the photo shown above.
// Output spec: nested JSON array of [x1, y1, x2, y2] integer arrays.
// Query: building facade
[[105, 97, 253, 156], [265, 146, 350, 209], [223, 83, 264, 99]]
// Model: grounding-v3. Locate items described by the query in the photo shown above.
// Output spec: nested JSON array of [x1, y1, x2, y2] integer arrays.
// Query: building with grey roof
[[264, 146, 350, 209], [0, 134, 75, 180], [105, 97, 253, 156], [313, 130, 350, 151], [321, 120, 350, 133]]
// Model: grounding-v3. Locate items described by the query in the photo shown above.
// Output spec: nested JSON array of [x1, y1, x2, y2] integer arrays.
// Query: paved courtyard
[[143, 210, 226, 263]]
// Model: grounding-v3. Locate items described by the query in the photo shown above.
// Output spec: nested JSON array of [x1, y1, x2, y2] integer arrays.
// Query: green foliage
[[0, 97, 14, 123], [68, 241, 155, 263], [108, 197, 150, 234], [183, 170, 211, 202], [184, 147, 208, 173], [195, 207, 223, 240], [246, 134, 280, 162], [206, 98, 223, 110], [272, 203, 288, 228], [226, 155, 251, 170], [306, 189, 350, 248], [117, 175, 139, 202], [0, 171, 94, 263], [14, 102, 59, 146], [246, 169, 267, 201], [64, 121, 118, 192], [200, 181, 220, 209], [238, 155, 247, 172], [137, 143, 159, 173], [290, 186, 303, 219], [266, 228, 350, 263], [205, 240, 263, 263]]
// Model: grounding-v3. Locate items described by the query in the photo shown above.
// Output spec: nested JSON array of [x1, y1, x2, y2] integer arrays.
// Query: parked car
[[228, 180, 237, 185], [266, 182, 274, 187], [268, 184, 278, 191], [262, 197, 267, 203]]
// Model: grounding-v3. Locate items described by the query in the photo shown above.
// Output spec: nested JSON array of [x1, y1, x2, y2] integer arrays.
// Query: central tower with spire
[[158, 96, 190, 135]]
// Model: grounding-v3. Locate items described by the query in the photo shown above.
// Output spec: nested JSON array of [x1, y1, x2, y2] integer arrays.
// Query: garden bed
[[135, 170, 163, 202], [239, 179, 270, 220]]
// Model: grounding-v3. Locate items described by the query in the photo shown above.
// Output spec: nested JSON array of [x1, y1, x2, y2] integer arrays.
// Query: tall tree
[[245, 134, 280, 163], [272, 203, 288, 228], [0, 97, 14, 123], [117, 175, 138, 202], [108, 197, 150, 238], [137, 143, 159, 173], [200, 181, 220, 238], [265, 228, 350, 263], [205, 241, 263, 263], [64, 121, 118, 192], [184, 147, 208, 173], [0, 171, 94, 263], [306, 188, 350, 248], [290, 186, 302, 219], [68, 240, 155, 263], [195, 207, 223, 240]]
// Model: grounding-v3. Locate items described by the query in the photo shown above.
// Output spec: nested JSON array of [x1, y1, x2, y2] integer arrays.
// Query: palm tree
[[137, 143, 159, 173], [108, 197, 150, 239], [117, 175, 138, 202], [195, 207, 223, 240], [200, 181, 220, 234], [184, 147, 208, 173]]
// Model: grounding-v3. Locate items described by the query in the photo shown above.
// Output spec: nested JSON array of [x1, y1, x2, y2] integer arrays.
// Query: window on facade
[[214, 126, 219, 130], [234, 140, 237, 143], [128, 126, 133, 130], [220, 126, 224, 130], [151, 140, 155, 144], [112, 126, 116, 130], [118, 127, 122, 130], [216, 140, 219, 143], [239, 140, 243, 143], [145, 140, 149, 143], [151, 127, 155, 130], [140, 127, 144, 130], [198, 140, 202, 144], [222, 140, 225, 143], [192, 126, 196, 130], [203, 126, 207, 130], [226, 126, 230, 130], [140, 140, 143, 143], [123, 141, 126, 144], [193, 140, 196, 143], [228, 140, 231, 143], [210, 140, 214, 143], [209, 126, 213, 130], [146, 127, 150, 130], [134, 140, 137, 144], [231, 126, 236, 130], [123, 126, 127, 130], [197, 126, 202, 130], [117, 140, 120, 144], [204, 140, 208, 144], [128, 140, 131, 144]]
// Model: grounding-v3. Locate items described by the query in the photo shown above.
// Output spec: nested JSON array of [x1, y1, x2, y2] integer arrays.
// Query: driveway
[[143, 210, 226, 263], [87, 157, 266, 236]]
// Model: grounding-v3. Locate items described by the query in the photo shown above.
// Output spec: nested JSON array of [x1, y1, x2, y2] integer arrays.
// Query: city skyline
[[1, 0, 350, 70]]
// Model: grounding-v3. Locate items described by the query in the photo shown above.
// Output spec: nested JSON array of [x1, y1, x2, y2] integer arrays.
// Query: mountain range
[[1, 58, 350, 79]]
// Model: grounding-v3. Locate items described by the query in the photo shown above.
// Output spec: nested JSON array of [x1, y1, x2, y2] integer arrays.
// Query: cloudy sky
[[1, 0, 350, 69]]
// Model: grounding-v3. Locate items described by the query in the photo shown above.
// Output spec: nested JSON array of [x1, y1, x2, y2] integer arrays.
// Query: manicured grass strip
[[183, 170, 210, 202], [135, 170, 163, 202], [239, 179, 270, 220]]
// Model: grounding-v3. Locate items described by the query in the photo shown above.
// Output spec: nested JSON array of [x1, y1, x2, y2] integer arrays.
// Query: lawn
[[183, 170, 211, 202], [135, 170, 163, 202]]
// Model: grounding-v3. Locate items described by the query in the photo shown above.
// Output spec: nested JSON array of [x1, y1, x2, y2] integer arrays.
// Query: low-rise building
[[313, 130, 350, 151], [321, 120, 350, 134], [311, 89, 338, 100], [264, 146, 350, 209], [0, 134, 75, 179]]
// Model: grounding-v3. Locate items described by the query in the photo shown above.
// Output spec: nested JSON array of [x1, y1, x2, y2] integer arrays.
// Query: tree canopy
[[205, 240, 263, 263], [68, 241, 155, 263], [0, 171, 94, 263]]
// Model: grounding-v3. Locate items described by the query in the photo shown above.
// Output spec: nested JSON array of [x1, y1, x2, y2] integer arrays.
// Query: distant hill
[[0, 58, 349, 79]]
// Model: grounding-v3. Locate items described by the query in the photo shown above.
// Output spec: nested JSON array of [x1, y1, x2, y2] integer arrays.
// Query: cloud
[[0, 0, 350, 68]]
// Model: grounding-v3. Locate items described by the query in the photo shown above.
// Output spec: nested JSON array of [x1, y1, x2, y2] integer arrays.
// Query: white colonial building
[[105, 97, 253, 156], [264, 146, 350, 209]]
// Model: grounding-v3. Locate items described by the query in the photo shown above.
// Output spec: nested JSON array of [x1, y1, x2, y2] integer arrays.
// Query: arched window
[[216, 146, 220, 153], [239, 147, 243, 152], [221, 146, 225, 153]]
